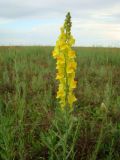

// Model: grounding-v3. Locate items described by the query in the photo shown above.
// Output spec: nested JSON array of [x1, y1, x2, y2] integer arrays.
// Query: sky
[[0, 0, 120, 47]]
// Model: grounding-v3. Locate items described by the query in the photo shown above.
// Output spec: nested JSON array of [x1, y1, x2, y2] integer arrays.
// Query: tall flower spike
[[52, 12, 77, 110]]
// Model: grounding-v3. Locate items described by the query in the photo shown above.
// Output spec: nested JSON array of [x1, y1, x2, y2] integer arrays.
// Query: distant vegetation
[[0, 46, 120, 160]]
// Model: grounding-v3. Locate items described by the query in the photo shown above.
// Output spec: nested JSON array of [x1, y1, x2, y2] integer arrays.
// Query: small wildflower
[[100, 102, 108, 113]]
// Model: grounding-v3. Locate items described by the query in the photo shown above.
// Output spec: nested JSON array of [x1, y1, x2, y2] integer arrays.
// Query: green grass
[[0, 46, 120, 160]]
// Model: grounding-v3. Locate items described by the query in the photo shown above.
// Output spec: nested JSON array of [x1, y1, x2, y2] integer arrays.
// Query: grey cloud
[[0, 0, 120, 19]]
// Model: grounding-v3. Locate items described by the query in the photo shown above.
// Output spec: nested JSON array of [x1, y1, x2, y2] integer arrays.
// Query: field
[[0, 46, 120, 160]]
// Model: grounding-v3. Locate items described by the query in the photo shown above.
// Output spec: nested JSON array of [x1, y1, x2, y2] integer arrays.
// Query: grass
[[0, 46, 120, 160]]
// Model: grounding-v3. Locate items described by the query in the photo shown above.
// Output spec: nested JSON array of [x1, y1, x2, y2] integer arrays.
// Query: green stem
[[64, 51, 69, 108]]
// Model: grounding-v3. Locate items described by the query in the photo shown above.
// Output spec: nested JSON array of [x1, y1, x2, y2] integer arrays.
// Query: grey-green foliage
[[0, 100, 16, 160], [41, 108, 80, 160], [0, 46, 120, 160]]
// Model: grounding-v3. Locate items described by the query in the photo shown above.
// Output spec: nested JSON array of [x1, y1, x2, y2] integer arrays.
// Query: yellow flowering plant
[[52, 12, 77, 110]]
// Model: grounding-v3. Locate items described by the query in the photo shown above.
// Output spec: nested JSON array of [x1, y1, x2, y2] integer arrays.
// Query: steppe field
[[0, 46, 120, 160]]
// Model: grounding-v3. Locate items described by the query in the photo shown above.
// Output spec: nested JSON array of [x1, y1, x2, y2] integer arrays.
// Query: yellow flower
[[57, 88, 65, 98], [67, 62, 77, 74], [56, 55, 65, 63], [61, 44, 69, 51], [52, 51, 58, 58], [68, 50, 76, 58], [68, 93, 77, 107], [52, 12, 77, 110], [69, 36, 75, 45], [56, 72, 64, 80], [70, 80, 77, 89]]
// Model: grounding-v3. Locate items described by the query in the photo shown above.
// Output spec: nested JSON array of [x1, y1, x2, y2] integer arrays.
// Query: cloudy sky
[[0, 0, 120, 46]]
